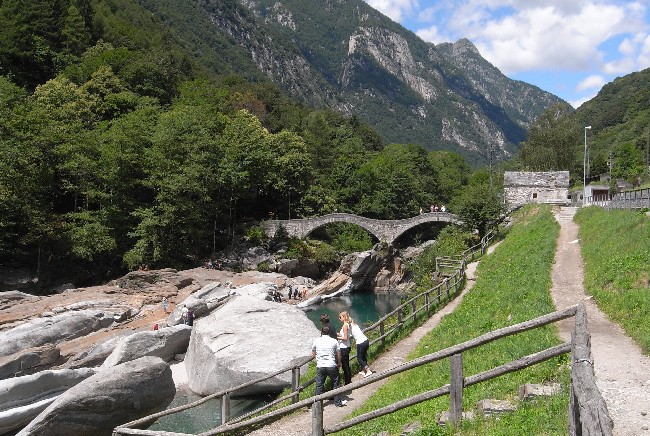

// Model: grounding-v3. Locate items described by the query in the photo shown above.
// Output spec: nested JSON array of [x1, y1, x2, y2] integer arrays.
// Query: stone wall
[[504, 171, 570, 209]]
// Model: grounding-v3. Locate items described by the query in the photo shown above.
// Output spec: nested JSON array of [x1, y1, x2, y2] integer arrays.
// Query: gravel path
[[551, 207, 650, 435], [247, 206, 650, 435]]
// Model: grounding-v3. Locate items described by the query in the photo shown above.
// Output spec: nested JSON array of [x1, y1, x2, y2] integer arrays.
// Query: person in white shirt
[[337, 311, 352, 385], [311, 325, 346, 407], [340, 311, 372, 377]]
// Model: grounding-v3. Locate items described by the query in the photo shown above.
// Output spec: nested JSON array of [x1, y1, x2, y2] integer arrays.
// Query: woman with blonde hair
[[339, 311, 372, 377]]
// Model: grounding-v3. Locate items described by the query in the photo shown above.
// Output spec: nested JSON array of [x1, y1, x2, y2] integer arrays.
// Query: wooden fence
[[113, 304, 611, 436], [113, 231, 499, 436]]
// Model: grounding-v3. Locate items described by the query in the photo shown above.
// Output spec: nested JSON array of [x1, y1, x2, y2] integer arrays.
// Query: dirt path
[[247, 244, 499, 436], [551, 207, 650, 435]]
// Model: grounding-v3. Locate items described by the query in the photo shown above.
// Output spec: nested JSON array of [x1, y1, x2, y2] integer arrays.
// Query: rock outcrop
[[185, 295, 319, 396], [0, 310, 115, 357], [17, 356, 175, 436], [0, 367, 96, 434], [102, 324, 192, 367], [0, 344, 60, 380]]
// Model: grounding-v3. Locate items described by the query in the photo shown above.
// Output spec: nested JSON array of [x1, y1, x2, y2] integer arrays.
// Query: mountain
[[105, 0, 564, 165]]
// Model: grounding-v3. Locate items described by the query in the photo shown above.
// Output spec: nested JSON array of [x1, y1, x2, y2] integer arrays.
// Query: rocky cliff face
[[156, 0, 565, 164]]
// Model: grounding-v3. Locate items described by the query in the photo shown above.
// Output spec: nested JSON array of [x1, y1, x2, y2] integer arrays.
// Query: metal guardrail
[[586, 187, 650, 210]]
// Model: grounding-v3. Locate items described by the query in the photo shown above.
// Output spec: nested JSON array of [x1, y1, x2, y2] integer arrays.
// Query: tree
[[519, 102, 580, 172], [61, 5, 91, 56], [455, 183, 503, 238]]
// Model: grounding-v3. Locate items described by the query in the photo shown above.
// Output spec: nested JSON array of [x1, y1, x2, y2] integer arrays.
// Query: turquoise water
[[148, 292, 400, 432], [304, 292, 402, 331], [148, 390, 274, 433]]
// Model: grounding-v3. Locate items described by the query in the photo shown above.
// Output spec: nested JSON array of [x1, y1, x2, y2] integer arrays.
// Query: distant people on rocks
[[430, 204, 435, 213], [270, 289, 282, 302], [340, 311, 372, 377], [181, 305, 193, 326], [419, 207, 423, 214], [441, 204, 446, 212], [311, 325, 346, 408], [337, 311, 352, 386], [162, 297, 169, 313]]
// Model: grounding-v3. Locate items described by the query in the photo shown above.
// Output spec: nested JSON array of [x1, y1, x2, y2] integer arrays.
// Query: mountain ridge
[[129, 0, 565, 165]]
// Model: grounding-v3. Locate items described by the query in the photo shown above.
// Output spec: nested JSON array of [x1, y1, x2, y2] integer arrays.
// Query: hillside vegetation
[[575, 206, 650, 354], [341, 205, 569, 435], [516, 68, 650, 189]]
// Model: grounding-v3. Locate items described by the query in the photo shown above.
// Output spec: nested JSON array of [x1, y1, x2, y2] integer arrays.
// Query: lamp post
[[583, 126, 591, 204]]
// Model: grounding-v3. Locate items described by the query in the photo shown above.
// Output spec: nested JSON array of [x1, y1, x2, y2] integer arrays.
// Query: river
[[148, 292, 402, 433]]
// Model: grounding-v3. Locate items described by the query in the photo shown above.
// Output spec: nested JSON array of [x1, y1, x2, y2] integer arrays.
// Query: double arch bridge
[[261, 212, 463, 246]]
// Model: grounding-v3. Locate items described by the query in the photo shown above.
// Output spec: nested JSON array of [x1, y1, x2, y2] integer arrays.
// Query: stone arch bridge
[[261, 212, 463, 245]]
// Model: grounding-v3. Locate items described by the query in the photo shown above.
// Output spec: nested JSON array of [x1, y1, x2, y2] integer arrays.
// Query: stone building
[[504, 171, 570, 209]]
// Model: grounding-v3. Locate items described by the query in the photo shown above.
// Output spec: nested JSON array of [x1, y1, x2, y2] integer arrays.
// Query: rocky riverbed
[[0, 242, 416, 434]]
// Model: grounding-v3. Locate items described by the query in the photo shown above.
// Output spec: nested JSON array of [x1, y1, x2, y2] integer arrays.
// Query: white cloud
[[570, 94, 596, 109], [415, 25, 448, 44], [408, 1, 648, 75], [577, 75, 606, 91], [365, 0, 419, 22]]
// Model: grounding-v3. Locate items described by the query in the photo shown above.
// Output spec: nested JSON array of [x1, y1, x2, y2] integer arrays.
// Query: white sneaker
[[363, 369, 373, 377]]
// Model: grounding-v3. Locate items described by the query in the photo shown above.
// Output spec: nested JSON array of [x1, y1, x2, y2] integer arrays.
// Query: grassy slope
[[574, 206, 650, 354], [338, 205, 569, 435]]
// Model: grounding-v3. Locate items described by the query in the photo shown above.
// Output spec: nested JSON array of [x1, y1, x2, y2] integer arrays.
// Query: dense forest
[[0, 1, 502, 289]]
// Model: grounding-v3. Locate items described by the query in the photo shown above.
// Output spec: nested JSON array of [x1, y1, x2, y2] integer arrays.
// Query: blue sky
[[363, 0, 650, 108]]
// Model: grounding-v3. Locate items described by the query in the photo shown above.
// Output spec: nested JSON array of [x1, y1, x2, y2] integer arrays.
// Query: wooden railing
[[157, 305, 608, 436], [112, 230, 498, 436]]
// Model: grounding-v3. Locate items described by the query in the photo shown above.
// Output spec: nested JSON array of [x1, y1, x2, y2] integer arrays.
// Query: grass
[[574, 206, 650, 354], [336, 205, 570, 436]]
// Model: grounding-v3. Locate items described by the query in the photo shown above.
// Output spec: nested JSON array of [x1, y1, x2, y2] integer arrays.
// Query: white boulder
[[185, 295, 319, 396]]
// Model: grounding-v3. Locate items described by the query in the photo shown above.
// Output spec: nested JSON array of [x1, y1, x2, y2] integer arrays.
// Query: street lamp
[[583, 126, 592, 204]]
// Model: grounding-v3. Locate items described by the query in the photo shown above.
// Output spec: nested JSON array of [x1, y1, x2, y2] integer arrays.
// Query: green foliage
[[342, 205, 566, 435], [518, 102, 580, 173], [575, 206, 650, 353], [245, 226, 267, 246], [409, 226, 474, 290], [328, 224, 374, 253], [455, 182, 504, 238]]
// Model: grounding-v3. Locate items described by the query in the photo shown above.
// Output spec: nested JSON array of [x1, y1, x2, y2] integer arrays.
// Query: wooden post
[[425, 291, 430, 311], [449, 353, 464, 426], [397, 307, 402, 324], [411, 300, 416, 319], [311, 400, 324, 436], [221, 392, 231, 425], [380, 321, 385, 346], [445, 278, 450, 298], [292, 367, 301, 404]]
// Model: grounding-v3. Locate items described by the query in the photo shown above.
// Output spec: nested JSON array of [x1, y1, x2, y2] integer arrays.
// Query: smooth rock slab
[[0, 310, 114, 357], [102, 324, 192, 367], [185, 294, 319, 396], [17, 356, 174, 436], [0, 367, 96, 434]]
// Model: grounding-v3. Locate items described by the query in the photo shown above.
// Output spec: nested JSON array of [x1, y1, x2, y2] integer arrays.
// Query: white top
[[312, 335, 340, 368], [350, 323, 368, 343], [338, 323, 351, 349]]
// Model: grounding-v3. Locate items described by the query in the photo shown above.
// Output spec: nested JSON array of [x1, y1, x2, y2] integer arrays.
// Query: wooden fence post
[[425, 291, 430, 311], [380, 321, 385, 346], [292, 367, 301, 404], [449, 353, 464, 426], [312, 400, 324, 436], [397, 307, 402, 324], [445, 278, 451, 298], [221, 392, 231, 425]]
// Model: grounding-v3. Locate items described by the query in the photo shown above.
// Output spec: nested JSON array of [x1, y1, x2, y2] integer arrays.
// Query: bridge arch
[[261, 212, 463, 245]]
